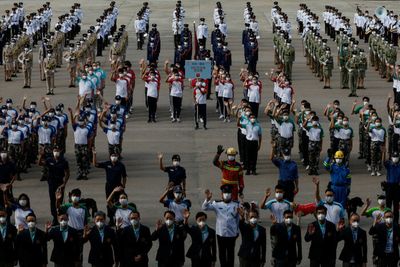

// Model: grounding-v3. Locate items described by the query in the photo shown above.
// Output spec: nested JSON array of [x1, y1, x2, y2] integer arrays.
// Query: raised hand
[[205, 189, 212, 201]]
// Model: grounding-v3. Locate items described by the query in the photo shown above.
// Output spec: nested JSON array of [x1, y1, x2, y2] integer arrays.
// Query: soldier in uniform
[[17, 45, 32, 88], [134, 13, 146, 50], [38, 39, 48, 81], [283, 39, 295, 82], [357, 49, 368, 89], [3, 42, 13, 81], [386, 43, 397, 82], [339, 43, 350, 89], [346, 51, 359, 97], [320, 48, 334, 89], [197, 18, 208, 48], [63, 43, 78, 88], [43, 47, 56, 95]]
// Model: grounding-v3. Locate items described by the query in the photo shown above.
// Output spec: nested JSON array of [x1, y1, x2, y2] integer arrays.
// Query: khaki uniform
[[18, 50, 33, 87], [63, 50, 78, 87], [346, 56, 359, 96], [3, 46, 14, 81], [43, 56, 56, 94], [38, 44, 46, 80]]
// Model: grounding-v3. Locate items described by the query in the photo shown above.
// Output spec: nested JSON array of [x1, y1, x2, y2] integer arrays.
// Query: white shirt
[[115, 79, 128, 98], [202, 200, 239, 237], [5, 129, 24, 144], [194, 87, 207, 105], [222, 81, 234, 98], [264, 199, 291, 223], [65, 206, 86, 230], [197, 24, 208, 39], [73, 125, 91, 145], [14, 207, 32, 229], [104, 128, 120, 145], [277, 121, 295, 138], [280, 86, 292, 105], [245, 123, 262, 141], [78, 79, 95, 97], [146, 81, 159, 98], [37, 126, 55, 144], [170, 80, 183, 97], [321, 201, 345, 225], [247, 84, 261, 103], [369, 127, 386, 142], [306, 127, 323, 141]]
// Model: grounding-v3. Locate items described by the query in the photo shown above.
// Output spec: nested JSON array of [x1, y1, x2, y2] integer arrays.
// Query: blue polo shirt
[[272, 158, 299, 182]]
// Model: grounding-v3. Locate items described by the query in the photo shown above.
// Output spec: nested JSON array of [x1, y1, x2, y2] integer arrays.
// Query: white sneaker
[[223, 118, 227, 122], [171, 118, 176, 123], [125, 114, 130, 119], [371, 171, 376, 176], [216, 109, 219, 113], [177, 118, 181, 123], [219, 115, 224, 119], [306, 165, 310, 170], [376, 172, 382, 176], [200, 118, 204, 123], [367, 165, 372, 172], [227, 118, 231, 123]]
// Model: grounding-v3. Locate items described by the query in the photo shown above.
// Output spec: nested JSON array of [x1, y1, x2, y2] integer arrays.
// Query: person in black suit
[[305, 205, 338, 267], [118, 211, 152, 267], [270, 210, 302, 267], [0, 208, 17, 267], [237, 207, 266, 267], [183, 210, 217, 267], [83, 211, 119, 267], [151, 210, 187, 267], [16, 213, 48, 267], [337, 213, 367, 267], [45, 213, 81, 267], [369, 210, 400, 267]]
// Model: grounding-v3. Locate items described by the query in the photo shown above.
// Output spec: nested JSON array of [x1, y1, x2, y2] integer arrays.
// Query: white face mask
[[285, 218, 293, 225], [245, 111, 251, 116], [250, 118, 256, 123], [392, 157, 400, 163], [172, 161, 180, 167], [385, 217, 393, 224], [197, 221, 206, 228], [119, 198, 128, 206], [378, 199, 386, 206], [227, 155, 235, 161], [325, 196, 334, 204], [335, 158, 343, 164], [53, 151, 60, 158], [283, 155, 291, 161], [174, 193, 182, 199], [282, 115, 289, 121], [351, 221, 359, 228], [222, 193, 231, 201], [130, 219, 139, 227], [375, 122, 381, 127], [317, 214, 326, 221], [312, 121, 318, 126], [59, 220, 68, 227], [249, 218, 258, 225], [27, 221, 36, 229], [363, 101, 368, 106], [19, 199, 27, 207], [275, 193, 283, 199], [165, 219, 174, 227], [96, 221, 104, 228], [71, 196, 80, 203], [110, 156, 118, 163], [343, 121, 349, 126], [0, 217, 6, 224], [115, 100, 121, 105], [0, 153, 7, 161]]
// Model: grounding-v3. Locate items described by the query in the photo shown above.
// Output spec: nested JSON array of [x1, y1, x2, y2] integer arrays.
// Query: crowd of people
[[0, 1, 400, 267]]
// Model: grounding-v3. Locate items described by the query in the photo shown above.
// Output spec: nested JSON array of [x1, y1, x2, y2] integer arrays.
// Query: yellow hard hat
[[334, 150, 344, 159], [226, 147, 238, 155]]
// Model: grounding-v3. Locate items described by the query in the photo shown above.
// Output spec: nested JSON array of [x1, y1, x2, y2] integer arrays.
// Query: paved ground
[[2, 0, 400, 266]]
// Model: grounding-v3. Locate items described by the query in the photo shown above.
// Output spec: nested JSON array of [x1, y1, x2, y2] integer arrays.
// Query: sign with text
[[185, 60, 212, 79]]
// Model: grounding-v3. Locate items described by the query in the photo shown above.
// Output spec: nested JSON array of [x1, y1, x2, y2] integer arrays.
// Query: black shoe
[[147, 119, 152, 123], [46, 92, 51, 95], [195, 125, 199, 130], [204, 126, 207, 130], [252, 171, 258, 175], [308, 170, 313, 176], [82, 176, 88, 180], [76, 175, 83, 180], [152, 119, 157, 123], [245, 170, 251, 175]]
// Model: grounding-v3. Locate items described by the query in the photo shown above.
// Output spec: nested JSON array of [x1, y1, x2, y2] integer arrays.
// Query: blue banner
[[185, 60, 212, 79]]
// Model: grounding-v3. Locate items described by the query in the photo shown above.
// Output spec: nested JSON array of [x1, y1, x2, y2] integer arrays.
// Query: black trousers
[[392, 33, 399, 47], [97, 37, 103, 56], [218, 96, 225, 115], [217, 236, 236, 267], [245, 140, 259, 172], [148, 96, 158, 120], [249, 102, 259, 118], [394, 88, 400, 105], [237, 129, 247, 163], [301, 130, 310, 166], [377, 253, 398, 267], [310, 260, 335, 267], [194, 104, 207, 127], [174, 34, 181, 49], [172, 96, 182, 119], [386, 184, 400, 224], [279, 180, 295, 202], [136, 32, 144, 49], [191, 259, 213, 267], [49, 182, 63, 222]]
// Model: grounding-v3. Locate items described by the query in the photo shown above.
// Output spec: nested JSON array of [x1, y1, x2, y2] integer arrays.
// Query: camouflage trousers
[[359, 122, 365, 157], [364, 133, 372, 166], [108, 143, 121, 157], [271, 125, 279, 156], [338, 139, 352, 165], [8, 143, 22, 174], [371, 141, 383, 171], [29, 134, 38, 164], [308, 141, 321, 172], [75, 144, 89, 177], [0, 138, 7, 152], [278, 136, 293, 156], [40, 144, 53, 180], [55, 130, 66, 153]]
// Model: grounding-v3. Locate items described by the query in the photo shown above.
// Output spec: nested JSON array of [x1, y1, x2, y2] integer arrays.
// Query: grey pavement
[[1, 0, 400, 266]]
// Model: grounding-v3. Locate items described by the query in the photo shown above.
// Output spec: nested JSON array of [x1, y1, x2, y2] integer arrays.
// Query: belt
[[222, 178, 238, 185]]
